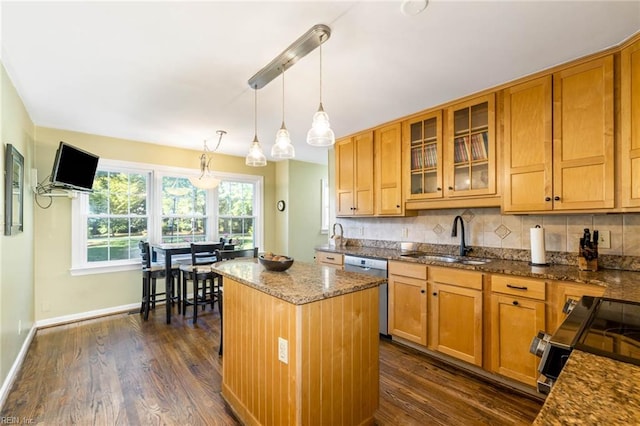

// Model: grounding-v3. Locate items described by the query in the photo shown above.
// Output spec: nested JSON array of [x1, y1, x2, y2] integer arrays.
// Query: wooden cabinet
[[621, 38, 640, 208], [336, 131, 374, 216], [315, 251, 344, 269], [374, 122, 404, 215], [403, 110, 444, 200], [428, 267, 483, 366], [388, 261, 428, 345], [502, 75, 553, 212], [552, 56, 615, 211], [503, 55, 614, 213], [446, 93, 496, 198], [490, 275, 546, 387], [548, 281, 605, 332]]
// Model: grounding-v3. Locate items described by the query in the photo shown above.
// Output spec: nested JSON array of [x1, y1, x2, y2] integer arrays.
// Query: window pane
[[87, 217, 109, 262]]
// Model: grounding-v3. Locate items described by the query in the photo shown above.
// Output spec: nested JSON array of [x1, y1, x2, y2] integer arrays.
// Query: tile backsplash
[[336, 208, 640, 258]]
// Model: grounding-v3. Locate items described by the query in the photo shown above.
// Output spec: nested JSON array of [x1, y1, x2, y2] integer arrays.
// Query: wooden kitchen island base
[[220, 271, 380, 426]]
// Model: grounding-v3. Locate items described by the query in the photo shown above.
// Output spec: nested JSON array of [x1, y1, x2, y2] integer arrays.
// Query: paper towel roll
[[530, 226, 547, 265]]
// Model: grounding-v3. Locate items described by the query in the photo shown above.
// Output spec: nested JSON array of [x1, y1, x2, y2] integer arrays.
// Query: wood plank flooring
[[1, 305, 542, 425]]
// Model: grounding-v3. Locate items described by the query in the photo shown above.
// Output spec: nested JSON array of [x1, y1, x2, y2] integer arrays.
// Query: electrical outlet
[[598, 230, 611, 249], [18, 320, 22, 335], [402, 228, 409, 238], [278, 337, 288, 364]]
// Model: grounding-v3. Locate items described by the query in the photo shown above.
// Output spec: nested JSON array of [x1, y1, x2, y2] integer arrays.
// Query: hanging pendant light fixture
[[271, 69, 295, 159], [188, 130, 226, 189], [245, 85, 267, 167], [306, 38, 335, 147]]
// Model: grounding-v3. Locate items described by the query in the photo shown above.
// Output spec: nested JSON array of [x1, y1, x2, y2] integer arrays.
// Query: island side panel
[[222, 278, 297, 426], [300, 286, 379, 426]]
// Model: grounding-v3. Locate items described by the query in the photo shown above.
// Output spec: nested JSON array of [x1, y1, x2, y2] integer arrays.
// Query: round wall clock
[[277, 200, 286, 211]]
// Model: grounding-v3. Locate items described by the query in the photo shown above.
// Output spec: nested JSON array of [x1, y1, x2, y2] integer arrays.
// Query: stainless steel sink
[[400, 252, 492, 265]]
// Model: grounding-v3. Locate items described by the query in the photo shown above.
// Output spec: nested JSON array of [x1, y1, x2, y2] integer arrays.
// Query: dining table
[[150, 241, 235, 324]]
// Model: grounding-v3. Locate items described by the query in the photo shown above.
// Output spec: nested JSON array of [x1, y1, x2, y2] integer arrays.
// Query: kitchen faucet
[[451, 215, 470, 256]]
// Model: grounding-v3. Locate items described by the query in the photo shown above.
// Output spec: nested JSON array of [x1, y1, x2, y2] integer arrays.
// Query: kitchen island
[[211, 258, 385, 426]]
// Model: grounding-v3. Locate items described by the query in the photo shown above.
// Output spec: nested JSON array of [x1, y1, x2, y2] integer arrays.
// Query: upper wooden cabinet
[[503, 56, 614, 212], [335, 131, 374, 216], [502, 75, 553, 212], [553, 56, 614, 211], [403, 110, 444, 200], [374, 122, 404, 215], [621, 38, 640, 208], [446, 93, 497, 198]]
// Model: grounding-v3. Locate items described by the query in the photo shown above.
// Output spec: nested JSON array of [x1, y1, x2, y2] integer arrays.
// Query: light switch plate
[[598, 230, 611, 249]]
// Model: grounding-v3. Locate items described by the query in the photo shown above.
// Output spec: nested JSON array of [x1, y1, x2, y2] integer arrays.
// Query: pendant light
[[246, 85, 267, 167], [271, 69, 295, 159], [188, 130, 226, 189], [306, 40, 335, 147]]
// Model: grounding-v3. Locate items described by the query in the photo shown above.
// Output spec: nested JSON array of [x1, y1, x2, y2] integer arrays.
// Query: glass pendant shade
[[271, 123, 295, 159], [189, 136, 223, 189], [246, 135, 267, 167], [306, 103, 335, 146]]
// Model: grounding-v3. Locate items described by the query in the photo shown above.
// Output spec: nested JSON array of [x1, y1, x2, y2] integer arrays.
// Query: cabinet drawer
[[316, 251, 343, 266], [491, 275, 545, 300], [389, 260, 427, 280], [429, 266, 483, 290]]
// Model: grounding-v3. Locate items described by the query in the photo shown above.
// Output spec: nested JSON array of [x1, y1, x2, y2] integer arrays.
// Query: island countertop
[[211, 258, 385, 305]]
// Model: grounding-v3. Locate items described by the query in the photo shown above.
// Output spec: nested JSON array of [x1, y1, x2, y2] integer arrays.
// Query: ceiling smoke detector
[[401, 0, 429, 16]]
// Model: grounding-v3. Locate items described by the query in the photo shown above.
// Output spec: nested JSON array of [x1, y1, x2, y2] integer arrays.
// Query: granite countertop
[[211, 258, 385, 305], [315, 245, 640, 303], [533, 350, 640, 425], [317, 244, 640, 424]]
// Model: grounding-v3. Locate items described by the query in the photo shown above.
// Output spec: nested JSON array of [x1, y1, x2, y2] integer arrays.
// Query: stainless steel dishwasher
[[343, 255, 388, 336]]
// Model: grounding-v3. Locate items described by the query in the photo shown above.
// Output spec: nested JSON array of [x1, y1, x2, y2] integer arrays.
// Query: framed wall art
[[5, 143, 24, 236]]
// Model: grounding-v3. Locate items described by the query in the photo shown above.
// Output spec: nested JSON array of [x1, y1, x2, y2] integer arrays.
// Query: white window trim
[[70, 158, 264, 275]]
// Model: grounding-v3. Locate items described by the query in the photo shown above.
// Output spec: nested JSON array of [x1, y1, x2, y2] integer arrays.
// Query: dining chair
[[138, 241, 180, 321], [216, 247, 259, 355], [179, 242, 223, 324]]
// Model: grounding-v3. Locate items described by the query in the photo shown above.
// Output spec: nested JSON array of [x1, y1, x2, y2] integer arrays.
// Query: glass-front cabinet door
[[446, 93, 496, 197], [403, 110, 443, 200]]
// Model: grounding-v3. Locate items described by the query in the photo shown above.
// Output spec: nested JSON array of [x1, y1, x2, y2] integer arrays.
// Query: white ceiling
[[2, 1, 639, 165]]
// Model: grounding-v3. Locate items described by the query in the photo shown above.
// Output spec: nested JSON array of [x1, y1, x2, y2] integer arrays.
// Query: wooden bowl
[[258, 255, 294, 272]]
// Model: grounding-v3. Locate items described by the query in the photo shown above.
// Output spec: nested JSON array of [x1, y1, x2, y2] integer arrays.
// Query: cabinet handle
[[512, 300, 519, 306], [396, 205, 400, 208], [448, 186, 454, 190], [326, 256, 335, 260], [554, 196, 560, 201], [545, 197, 551, 202], [506, 284, 528, 291], [420, 289, 426, 294], [437, 187, 442, 191], [432, 292, 437, 296]]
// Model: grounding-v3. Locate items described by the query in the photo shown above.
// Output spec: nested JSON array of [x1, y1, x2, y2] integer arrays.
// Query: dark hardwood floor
[[1, 305, 542, 425]]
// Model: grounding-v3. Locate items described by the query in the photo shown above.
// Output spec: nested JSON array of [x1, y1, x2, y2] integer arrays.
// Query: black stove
[[532, 296, 640, 393]]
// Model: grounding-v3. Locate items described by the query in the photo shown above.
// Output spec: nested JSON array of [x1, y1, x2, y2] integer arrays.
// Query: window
[[217, 180, 258, 249], [160, 176, 208, 243], [71, 159, 263, 275]]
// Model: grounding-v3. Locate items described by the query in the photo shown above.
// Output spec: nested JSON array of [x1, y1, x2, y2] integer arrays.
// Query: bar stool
[[138, 241, 180, 321], [180, 243, 222, 324]]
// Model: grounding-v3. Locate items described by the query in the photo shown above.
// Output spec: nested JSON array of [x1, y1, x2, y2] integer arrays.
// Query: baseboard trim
[[35, 303, 140, 329], [0, 326, 36, 410]]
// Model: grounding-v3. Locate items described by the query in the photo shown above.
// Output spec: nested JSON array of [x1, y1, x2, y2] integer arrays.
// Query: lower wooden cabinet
[[490, 275, 546, 387], [549, 281, 606, 332], [388, 261, 428, 345], [428, 267, 483, 366]]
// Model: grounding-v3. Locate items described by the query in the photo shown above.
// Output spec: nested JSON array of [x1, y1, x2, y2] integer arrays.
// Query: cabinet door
[[354, 132, 375, 215], [552, 56, 614, 210], [403, 111, 443, 200], [335, 137, 355, 216], [446, 93, 496, 197], [490, 294, 545, 387], [502, 76, 553, 212], [621, 38, 640, 208], [388, 274, 427, 345], [375, 123, 403, 215], [430, 283, 483, 366]]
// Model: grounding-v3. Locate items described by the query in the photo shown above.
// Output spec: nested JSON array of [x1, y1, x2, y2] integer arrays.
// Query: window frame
[[71, 159, 263, 276]]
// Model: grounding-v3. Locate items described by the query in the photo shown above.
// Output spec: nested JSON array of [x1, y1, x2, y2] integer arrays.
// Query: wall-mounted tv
[[50, 142, 99, 192]]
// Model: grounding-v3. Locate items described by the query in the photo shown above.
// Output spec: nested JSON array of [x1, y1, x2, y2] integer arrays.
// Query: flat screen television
[[50, 142, 99, 192]]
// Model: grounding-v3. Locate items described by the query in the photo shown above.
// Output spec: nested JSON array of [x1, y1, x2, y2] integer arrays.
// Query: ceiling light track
[[247, 24, 331, 90]]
